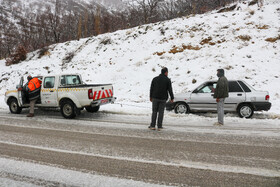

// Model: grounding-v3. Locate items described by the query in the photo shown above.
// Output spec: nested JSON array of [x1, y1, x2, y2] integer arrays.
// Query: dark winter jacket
[[150, 74, 174, 101], [214, 76, 229, 99]]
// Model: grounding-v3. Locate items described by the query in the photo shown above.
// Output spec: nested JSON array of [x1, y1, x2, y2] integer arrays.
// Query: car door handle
[[237, 94, 242, 96], [50, 90, 54, 93], [211, 94, 214, 96]]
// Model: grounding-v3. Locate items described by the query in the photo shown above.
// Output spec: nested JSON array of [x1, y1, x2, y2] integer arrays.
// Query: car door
[[41, 76, 58, 106], [190, 82, 217, 111], [225, 81, 246, 111]]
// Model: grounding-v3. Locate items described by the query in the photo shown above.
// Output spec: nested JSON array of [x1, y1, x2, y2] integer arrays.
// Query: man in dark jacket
[[213, 69, 229, 126], [149, 67, 174, 130]]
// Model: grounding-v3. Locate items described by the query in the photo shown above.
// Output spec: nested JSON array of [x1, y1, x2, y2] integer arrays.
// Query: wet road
[[0, 110, 279, 186]]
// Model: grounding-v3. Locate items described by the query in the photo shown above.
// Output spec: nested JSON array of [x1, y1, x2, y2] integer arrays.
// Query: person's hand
[[150, 98, 152, 102], [216, 98, 220, 102], [17, 87, 22, 91], [170, 99, 174, 103]]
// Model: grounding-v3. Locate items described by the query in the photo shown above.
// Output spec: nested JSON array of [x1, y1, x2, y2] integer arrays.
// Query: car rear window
[[229, 81, 243, 92], [238, 81, 251, 92]]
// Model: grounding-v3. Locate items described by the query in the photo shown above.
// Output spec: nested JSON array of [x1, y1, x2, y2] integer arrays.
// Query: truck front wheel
[[60, 100, 76, 119], [85, 106, 100, 113], [9, 98, 22, 114]]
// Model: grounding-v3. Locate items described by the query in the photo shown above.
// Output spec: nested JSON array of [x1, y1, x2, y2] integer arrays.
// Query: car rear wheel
[[85, 106, 100, 113], [60, 100, 76, 119], [9, 98, 22, 114], [174, 103, 190, 114], [237, 104, 254, 118]]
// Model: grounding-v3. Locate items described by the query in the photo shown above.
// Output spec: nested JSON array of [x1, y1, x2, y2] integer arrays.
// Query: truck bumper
[[252, 102, 271, 111], [90, 97, 117, 107]]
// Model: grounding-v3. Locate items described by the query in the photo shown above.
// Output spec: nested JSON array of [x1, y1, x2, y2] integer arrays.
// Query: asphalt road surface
[[0, 109, 279, 186]]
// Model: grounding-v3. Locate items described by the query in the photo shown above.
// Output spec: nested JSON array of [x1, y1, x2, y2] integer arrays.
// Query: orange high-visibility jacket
[[28, 78, 42, 92]]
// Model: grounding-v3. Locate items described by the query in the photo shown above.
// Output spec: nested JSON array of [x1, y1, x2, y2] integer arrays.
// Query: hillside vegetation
[[0, 0, 279, 113]]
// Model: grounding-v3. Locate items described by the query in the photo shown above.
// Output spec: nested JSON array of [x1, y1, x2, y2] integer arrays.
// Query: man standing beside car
[[213, 69, 229, 126], [149, 67, 174, 131]]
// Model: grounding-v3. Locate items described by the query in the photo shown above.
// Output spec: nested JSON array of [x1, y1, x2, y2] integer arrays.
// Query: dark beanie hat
[[161, 67, 168, 74]]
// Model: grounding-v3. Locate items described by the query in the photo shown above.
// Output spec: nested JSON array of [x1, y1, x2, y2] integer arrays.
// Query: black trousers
[[151, 98, 166, 128]]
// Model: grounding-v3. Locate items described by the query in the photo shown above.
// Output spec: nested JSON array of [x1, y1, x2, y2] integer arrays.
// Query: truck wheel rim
[[177, 105, 187, 113], [11, 102, 17, 112], [63, 104, 72, 116], [240, 106, 252, 117]]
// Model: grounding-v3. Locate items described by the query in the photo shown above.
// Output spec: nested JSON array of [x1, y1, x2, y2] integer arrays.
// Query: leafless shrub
[[5, 45, 27, 66], [265, 35, 280, 43], [63, 52, 75, 64], [38, 47, 50, 58], [238, 35, 251, 41]]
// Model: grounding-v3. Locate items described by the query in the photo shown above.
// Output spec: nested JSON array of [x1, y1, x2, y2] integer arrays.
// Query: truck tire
[[237, 104, 254, 118], [174, 102, 190, 114], [60, 100, 76, 119], [9, 98, 22, 114], [85, 106, 100, 113]]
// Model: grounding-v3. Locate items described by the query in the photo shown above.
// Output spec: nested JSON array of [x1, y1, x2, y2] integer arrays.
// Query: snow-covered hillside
[[0, 1, 279, 115]]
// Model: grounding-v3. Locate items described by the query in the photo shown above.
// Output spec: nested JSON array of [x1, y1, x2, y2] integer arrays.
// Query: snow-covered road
[[0, 107, 279, 186]]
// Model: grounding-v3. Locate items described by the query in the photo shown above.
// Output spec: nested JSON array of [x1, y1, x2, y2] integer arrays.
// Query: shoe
[[149, 126, 156, 130], [26, 113, 34, 117], [213, 122, 223, 126], [157, 127, 163, 131]]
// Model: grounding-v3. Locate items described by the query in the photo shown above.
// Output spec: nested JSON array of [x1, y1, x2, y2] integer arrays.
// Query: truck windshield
[[60, 75, 81, 86]]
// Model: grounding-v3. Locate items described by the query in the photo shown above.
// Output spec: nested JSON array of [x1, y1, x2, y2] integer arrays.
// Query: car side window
[[44, 77, 55, 88], [238, 81, 251, 92], [198, 83, 216, 93], [229, 81, 243, 92]]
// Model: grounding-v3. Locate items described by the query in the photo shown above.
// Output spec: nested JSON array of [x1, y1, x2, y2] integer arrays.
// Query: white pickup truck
[[5, 74, 116, 119]]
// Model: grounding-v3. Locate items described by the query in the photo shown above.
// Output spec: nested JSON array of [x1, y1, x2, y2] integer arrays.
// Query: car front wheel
[[237, 104, 254, 118], [174, 102, 190, 114]]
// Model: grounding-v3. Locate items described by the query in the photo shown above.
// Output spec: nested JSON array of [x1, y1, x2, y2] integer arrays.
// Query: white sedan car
[[166, 80, 271, 118]]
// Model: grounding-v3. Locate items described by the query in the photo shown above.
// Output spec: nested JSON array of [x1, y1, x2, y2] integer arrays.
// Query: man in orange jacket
[[26, 75, 42, 117]]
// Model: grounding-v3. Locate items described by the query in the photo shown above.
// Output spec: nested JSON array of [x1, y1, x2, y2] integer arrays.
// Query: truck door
[[17, 77, 24, 106], [41, 76, 58, 106]]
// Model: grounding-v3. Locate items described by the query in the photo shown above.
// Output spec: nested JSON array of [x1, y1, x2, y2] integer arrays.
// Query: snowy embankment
[[0, 1, 279, 116]]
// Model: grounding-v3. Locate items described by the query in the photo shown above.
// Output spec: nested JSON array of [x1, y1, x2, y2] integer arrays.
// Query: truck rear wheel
[[9, 98, 22, 114], [85, 106, 100, 113], [60, 100, 76, 119]]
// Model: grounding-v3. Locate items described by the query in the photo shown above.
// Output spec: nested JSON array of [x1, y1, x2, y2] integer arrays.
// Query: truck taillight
[[88, 89, 93, 99], [265, 95, 270, 101]]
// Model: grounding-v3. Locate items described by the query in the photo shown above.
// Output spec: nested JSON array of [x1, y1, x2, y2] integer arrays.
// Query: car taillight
[[265, 95, 270, 101], [88, 89, 93, 99]]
